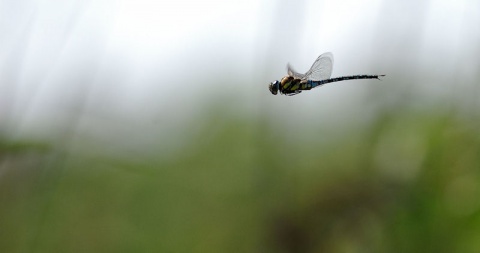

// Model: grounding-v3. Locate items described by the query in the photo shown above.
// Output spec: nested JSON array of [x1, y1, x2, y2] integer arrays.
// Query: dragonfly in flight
[[269, 52, 385, 96]]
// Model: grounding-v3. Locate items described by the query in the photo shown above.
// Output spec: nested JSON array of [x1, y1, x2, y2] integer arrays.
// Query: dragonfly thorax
[[269, 80, 280, 95]]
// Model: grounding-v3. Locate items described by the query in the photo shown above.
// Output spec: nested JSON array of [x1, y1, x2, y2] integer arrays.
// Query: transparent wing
[[287, 52, 334, 81], [287, 63, 306, 79]]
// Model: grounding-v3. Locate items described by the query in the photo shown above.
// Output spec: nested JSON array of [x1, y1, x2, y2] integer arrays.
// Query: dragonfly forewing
[[287, 52, 334, 81]]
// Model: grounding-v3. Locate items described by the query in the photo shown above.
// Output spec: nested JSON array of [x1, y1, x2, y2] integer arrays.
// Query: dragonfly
[[269, 52, 385, 96]]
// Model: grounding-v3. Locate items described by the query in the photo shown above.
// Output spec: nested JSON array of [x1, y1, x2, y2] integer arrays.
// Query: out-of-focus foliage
[[1, 0, 479, 252], [1, 106, 479, 253]]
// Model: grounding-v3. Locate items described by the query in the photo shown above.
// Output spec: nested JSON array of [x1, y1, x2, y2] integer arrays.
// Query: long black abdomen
[[308, 75, 384, 88]]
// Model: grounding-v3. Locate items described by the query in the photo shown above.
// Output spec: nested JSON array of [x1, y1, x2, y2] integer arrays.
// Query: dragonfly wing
[[303, 52, 334, 81], [287, 63, 306, 79]]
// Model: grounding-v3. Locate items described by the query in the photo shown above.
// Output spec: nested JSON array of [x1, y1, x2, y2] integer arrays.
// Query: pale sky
[[1, 0, 479, 144]]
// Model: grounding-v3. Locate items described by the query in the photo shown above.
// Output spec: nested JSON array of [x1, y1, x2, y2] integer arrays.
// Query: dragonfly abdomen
[[308, 75, 384, 88]]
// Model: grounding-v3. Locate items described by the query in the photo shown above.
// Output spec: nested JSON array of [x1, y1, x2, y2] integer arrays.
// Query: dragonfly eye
[[269, 80, 279, 95]]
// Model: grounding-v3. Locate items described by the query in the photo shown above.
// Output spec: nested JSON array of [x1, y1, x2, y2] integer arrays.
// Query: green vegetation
[[1, 107, 480, 253]]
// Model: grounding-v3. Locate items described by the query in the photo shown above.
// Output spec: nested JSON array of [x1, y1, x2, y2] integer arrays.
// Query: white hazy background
[[1, 0, 479, 155]]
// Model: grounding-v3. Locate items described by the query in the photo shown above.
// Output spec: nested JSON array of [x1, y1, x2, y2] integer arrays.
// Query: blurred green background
[[1, 0, 480, 252]]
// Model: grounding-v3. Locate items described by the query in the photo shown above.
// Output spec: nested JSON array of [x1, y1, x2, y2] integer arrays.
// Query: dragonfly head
[[269, 80, 280, 95]]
